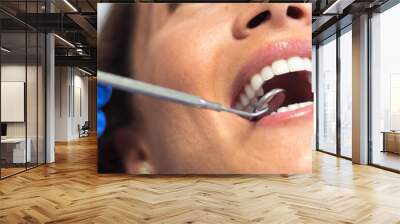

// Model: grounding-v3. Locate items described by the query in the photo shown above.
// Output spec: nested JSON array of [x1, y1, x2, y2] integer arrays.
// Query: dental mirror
[[98, 71, 286, 121], [253, 88, 286, 117]]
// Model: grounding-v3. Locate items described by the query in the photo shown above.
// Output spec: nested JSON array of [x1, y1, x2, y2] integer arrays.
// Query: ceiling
[[0, 0, 100, 71], [0, 0, 395, 69], [311, 0, 391, 43]]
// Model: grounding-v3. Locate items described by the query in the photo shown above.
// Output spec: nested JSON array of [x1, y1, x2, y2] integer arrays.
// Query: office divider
[[0, 0, 46, 179]]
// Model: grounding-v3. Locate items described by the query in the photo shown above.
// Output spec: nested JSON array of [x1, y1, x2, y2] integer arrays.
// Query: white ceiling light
[[323, 0, 355, 15], [63, 0, 78, 12], [1, 47, 11, 53], [54, 34, 75, 48]]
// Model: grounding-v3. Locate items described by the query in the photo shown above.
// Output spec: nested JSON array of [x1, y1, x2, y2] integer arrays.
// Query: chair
[[78, 121, 90, 138]]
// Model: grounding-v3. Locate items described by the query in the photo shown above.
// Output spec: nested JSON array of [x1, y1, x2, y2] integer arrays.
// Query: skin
[[120, 3, 313, 174]]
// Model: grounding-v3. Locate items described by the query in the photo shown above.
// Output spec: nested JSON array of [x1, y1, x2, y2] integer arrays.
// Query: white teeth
[[287, 56, 304, 72], [272, 59, 290, 75], [260, 66, 273, 81], [250, 74, 263, 91], [303, 58, 312, 84], [239, 93, 249, 106], [256, 88, 264, 97], [288, 104, 300, 110], [302, 102, 313, 107], [303, 58, 312, 72], [277, 107, 289, 113], [233, 57, 311, 113], [276, 101, 313, 113], [244, 84, 255, 99]]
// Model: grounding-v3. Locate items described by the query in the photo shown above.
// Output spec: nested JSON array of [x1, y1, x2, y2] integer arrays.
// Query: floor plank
[[1, 136, 400, 223], [373, 150, 400, 171]]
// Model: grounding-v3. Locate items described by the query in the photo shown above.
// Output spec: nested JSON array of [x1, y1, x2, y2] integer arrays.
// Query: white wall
[[71, 74, 89, 138], [54, 67, 89, 141], [1, 65, 26, 140], [74, 74, 89, 121], [1, 82, 25, 122], [55, 66, 70, 141], [1, 65, 36, 138], [1, 63, 46, 164]]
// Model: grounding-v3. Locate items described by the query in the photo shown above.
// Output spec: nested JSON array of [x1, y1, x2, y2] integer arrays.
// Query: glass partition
[[317, 36, 337, 154], [370, 3, 400, 171], [1, 31, 28, 177], [27, 31, 38, 169], [26, 0, 42, 169], [339, 27, 352, 158], [38, 32, 45, 165], [0, 1, 46, 179]]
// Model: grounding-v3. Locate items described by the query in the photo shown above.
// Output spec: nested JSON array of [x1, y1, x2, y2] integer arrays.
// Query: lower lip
[[256, 103, 314, 126]]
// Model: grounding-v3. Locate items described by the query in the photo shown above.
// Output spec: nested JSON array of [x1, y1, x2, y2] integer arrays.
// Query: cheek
[[131, 23, 238, 170], [230, 116, 313, 172], [135, 95, 229, 172], [139, 22, 232, 98]]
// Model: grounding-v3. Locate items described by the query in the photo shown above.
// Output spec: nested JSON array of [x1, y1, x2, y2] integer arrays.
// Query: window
[[370, 3, 400, 171], [339, 27, 352, 158], [317, 36, 337, 154]]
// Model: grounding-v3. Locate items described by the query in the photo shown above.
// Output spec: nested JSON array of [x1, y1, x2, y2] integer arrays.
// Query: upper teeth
[[234, 56, 312, 110]]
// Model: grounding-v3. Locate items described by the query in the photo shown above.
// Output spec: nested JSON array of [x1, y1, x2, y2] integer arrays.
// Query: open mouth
[[232, 56, 313, 120]]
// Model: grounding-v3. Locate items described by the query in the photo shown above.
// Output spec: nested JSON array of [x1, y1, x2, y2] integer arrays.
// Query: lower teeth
[[276, 101, 312, 113]]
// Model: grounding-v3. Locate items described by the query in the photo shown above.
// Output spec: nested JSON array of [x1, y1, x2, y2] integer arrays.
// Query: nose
[[232, 4, 311, 39]]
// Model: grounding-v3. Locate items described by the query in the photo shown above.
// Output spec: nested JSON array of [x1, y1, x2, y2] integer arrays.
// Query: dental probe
[[98, 71, 286, 120]]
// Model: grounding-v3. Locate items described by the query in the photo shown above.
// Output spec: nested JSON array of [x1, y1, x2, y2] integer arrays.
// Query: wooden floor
[[1, 136, 400, 223], [1, 167, 26, 178], [373, 150, 400, 171], [1, 163, 44, 178]]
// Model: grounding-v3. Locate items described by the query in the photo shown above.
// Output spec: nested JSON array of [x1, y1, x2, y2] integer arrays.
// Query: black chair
[[78, 121, 90, 138]]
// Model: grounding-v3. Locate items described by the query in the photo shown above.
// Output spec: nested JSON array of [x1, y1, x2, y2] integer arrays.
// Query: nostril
[[286, 6, 303, 19], [247, 10, 271, 29]]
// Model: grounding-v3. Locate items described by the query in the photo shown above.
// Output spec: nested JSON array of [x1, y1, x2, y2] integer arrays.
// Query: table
[[381, 131, 400, 154], [1, 138, 31, 163]]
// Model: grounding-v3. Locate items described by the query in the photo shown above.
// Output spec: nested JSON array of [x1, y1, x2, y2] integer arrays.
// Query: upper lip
[[231, 40, 311, 107]]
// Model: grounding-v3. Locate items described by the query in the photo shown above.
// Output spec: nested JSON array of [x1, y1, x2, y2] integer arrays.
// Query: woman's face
[[127, 3, 312, 174]]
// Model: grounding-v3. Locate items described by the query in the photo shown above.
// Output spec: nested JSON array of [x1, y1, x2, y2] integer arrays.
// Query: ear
[[113, 127, 154, 174]]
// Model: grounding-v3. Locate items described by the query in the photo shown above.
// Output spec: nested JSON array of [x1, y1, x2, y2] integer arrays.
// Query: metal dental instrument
[[98, 71, 286, 120], [253, 88, 286, 115]]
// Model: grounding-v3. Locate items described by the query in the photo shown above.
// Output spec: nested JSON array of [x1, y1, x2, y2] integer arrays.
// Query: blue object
[[97, 84, 112, 108], [97, 110, 106, 137], [97, 84, 112, 137]]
